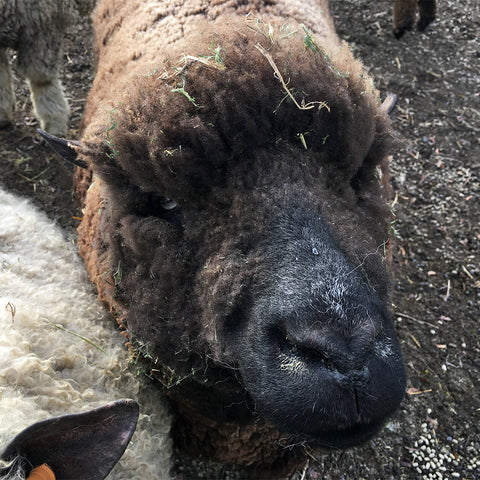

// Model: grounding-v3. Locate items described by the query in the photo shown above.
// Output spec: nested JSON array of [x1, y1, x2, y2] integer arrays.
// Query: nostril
[[273, 321, 375, 379], [299, 340, 336, 368], [274, 325, 347, 372], [276, 327, 372, 397]]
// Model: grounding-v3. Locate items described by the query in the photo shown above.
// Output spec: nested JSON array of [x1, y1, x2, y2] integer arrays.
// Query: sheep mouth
[[238, 324, 405, 449], [292, 416, 386, 450]]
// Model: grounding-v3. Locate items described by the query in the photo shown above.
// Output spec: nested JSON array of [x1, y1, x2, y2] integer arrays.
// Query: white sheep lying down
[[0, 187, 172, 479]]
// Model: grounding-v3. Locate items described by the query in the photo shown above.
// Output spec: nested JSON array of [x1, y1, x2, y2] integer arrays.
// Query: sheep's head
[[43, 27, 405, 463]]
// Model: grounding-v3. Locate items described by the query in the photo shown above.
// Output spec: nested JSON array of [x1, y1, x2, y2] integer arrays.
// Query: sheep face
[[67, 24, 406, 464], [80, 145, 406, 452]]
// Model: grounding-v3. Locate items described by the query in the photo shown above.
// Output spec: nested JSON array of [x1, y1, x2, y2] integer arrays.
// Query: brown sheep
[[43, 0, 406, 474], [393, 0, 437, 38]]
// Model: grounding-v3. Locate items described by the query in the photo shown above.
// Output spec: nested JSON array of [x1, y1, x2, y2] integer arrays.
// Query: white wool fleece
[[0, 188, 172, 479]]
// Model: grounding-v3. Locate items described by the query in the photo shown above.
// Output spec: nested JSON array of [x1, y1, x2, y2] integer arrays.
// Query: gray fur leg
[[28, 77, 69, 136], [0, 49, 15, 128], [18, 32, 70, 136]]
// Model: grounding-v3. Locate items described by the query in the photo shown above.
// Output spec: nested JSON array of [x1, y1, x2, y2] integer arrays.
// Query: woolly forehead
[[96, 25, 392, 201]]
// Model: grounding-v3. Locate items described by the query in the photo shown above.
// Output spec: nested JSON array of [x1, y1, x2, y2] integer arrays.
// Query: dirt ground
[[0, 1, 478, 479]]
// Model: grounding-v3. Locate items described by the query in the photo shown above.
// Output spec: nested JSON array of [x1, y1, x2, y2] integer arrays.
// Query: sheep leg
[[0, 49, 15, 129], [417, 0, 436, 31], [17, 37, 69, 136], [27, 76, 70, 135], [392, 0, 417, 38]]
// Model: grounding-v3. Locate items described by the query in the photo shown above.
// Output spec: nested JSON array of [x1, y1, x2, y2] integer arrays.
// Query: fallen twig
[[442, 279, 451, 302], [409, 333, 422, 348], [396, 311, 437, 329], [407, 387, 433, 396]]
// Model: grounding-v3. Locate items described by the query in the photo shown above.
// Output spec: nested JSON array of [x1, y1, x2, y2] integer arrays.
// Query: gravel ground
[[0, 1, 478, 479]]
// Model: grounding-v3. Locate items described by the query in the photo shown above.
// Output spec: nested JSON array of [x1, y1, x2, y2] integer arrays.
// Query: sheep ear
[[380, 93, 397, 115], [0, 399, 139, 480], [38, 128, 89, 169]]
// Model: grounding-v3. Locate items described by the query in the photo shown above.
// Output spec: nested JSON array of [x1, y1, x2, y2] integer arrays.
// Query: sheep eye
[[156, 196, 182, 227], [160, 197, 177, 211], [134, 194, 180, 225]]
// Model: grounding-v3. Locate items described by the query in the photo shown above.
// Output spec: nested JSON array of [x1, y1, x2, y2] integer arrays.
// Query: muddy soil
[[0, 1, 478, 479]]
